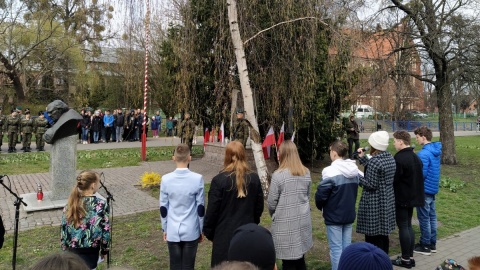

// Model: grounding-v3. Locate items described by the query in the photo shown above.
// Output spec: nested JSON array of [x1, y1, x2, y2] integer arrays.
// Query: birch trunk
[[227, 0, 270, 195], [229, 89, 239, 140]]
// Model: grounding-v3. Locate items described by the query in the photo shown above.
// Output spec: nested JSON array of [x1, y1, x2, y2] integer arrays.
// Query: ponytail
[[66, 185, 85, 228], [66, 170, 99, 227]]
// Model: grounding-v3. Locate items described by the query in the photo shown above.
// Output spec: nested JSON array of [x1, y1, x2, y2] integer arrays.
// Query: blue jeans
[[167, 239, 199, 270], [327, 224, 353, 270], [116, 126, 123, 141], [82, 128, 89, 141], [417, 194, 437, 246], [93, 131, 99, 142]]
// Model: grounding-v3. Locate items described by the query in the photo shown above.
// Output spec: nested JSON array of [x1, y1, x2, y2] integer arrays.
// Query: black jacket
[[81, 115, 91, 129], [393, 147, 425, 207], [203, 171, 264, 267], [116, 113, 124, 127]]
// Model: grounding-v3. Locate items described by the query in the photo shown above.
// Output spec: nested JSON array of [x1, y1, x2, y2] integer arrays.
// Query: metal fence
[[356, 119, 480, 132]]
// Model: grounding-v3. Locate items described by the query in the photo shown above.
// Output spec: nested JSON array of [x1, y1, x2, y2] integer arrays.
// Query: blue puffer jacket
[[417, 142, 442, 195]]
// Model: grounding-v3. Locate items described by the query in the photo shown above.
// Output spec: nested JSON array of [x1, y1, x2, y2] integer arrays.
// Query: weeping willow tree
[[149, 0, 366, 161]]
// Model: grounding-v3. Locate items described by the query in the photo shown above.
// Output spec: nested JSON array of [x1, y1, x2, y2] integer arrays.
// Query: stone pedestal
[[203, 142, 278, 173], [50, 135, 78, 201], [23, 134, 77, 212]]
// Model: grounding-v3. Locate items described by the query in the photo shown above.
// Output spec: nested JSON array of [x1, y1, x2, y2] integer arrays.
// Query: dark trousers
[[167, 239, 199, 270], [68, 247, 100, 269], [105, 127, 113, 142], [365, 234, 389, 254], [396, 205, 415, 259], [347, 138, 360, 159], [282, 255, 306, 270]]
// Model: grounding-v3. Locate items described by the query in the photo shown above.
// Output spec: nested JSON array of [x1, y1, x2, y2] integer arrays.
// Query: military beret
[[236, 108, 245, 114]]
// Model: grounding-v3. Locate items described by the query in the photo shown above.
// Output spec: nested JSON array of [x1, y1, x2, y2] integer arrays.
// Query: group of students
[[37, 125, 468, 270], [78, 108, 176, 144], [157, 126, 444, 270]]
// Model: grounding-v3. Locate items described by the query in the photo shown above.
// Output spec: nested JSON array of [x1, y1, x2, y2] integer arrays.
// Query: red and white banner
[[204, 128, 210, 151], [277, 122, 285, 148], [262, 126, 275, 158]]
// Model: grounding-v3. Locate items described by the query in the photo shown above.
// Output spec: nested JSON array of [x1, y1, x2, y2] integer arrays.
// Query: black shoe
[[20, 147, 25, 150], [39, 147, 45, 151], [392, 256, 412, 269], [411, 259, 415, 267], [12, 148, 16, 152], [414, 243, 431, 255], [429, 244, 436, 253], [8, 147, 13, 153]]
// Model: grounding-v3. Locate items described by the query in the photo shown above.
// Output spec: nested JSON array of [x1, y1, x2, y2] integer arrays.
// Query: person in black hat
[[338, 242, 392, 270], [232, 108, 250, 147], [228, 223, 277, 270]]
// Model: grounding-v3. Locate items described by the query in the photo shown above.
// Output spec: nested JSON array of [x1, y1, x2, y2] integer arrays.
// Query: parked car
[[414, 112, 428, 118]]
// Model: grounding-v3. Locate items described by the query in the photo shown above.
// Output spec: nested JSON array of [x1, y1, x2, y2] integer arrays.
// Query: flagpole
[[141, 0, 151, 161]]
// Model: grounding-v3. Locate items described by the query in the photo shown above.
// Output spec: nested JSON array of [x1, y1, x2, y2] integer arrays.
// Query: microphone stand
[[100, 173, 114, 268], [0, 175, 27, 270]]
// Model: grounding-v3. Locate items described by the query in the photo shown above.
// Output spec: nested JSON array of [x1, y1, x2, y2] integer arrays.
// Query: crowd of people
[[156, 126, 450, 270], [2, 120, 478, 269], [78, 108, 178, 144]]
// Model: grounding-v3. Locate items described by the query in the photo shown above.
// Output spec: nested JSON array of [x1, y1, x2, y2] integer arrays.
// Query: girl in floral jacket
[[61, 170, 110, 269]]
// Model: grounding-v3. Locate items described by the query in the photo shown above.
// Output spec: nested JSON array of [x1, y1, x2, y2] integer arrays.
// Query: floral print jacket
[[61, 196, 110, 254]]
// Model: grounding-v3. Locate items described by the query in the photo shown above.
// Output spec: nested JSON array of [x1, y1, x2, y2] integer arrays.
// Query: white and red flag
[[219, 122, 225, 144], [204, 128, 210, 151], [262, 126, 275, 158], [277, 122, 285, 148]]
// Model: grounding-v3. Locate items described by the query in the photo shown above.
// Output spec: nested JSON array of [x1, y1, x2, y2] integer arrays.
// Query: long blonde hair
[[223, 141, 250, 198], [278, 140, 308, 176], [66, 170, 99, 227]]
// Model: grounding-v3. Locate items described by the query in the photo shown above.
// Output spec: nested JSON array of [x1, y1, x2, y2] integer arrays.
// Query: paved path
[[392, 226, 480, 269]]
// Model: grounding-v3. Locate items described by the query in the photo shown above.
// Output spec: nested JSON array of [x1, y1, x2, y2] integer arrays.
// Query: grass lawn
[[1, 137, 480, 269]]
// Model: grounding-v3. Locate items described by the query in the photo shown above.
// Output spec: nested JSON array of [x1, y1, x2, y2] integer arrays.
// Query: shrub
[[140, 172, 162, 188], [440, 176, 465, 193]]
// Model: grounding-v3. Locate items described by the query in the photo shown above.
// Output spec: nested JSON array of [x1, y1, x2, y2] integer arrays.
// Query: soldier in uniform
[[0, 107, 4, 152], [232, 108, 250, 147], [344, 114, 360, 159], [20, 109, 34, 152], [6, 109, 20, 153], [179, 112, 196, 151], [34, 111, 49, 151]]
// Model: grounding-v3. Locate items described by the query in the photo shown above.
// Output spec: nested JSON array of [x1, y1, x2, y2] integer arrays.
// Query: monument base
[[22, 191, 67, 212], [22, 191, 106, 212]]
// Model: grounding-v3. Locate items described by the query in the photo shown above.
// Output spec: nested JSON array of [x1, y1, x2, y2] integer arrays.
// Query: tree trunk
[[435, 76, 457, 164], [230, 89, 239, 139], [0, 53, 26, 101], [227, 0, 270, 195]]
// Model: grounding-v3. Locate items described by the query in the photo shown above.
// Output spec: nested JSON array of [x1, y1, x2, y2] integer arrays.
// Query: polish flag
[[219, 122, 224, 144], [277, 122, 285, 148], [262, 126, 275, 158], [204, 128, 209, 151], [291, 131, 296, 142]]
